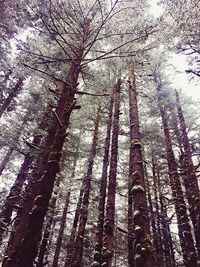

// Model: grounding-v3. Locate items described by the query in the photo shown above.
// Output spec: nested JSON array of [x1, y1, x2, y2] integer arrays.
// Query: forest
[[0, 0, 200, 266]]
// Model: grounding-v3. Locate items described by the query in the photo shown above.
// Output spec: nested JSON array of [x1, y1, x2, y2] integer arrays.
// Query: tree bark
[[2, 57, 82, 267], [0, 109, 51, 245], [0, 78, 23, 117], [52, 137, 81, 267], [64, 180, 85, 267], [157, 85, 197, 266], [102, 79, 121, 267], [151, 156, 163, 265], [144, 161, 161, 267], [128, 67, 155, 267], [72, 107, 101, 267], [176, 90, 200, 257], [36, 179, 60, 267], [93, 90, 114, 267]]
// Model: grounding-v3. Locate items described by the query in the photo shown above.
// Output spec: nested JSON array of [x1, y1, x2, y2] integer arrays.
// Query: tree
[[128, 66, 155, 267]]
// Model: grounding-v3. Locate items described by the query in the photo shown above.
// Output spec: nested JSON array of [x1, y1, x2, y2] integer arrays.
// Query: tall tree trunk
[[156, 165, 175, 267], [64, 179, 85, 267], [2, 57, 82, 267], [157, 85, 197, 266], [36, 179, 60, 267], [52, 137, 81, 267], [128, 67, 155, 267], [151, 156, 163, 265], [128, 148, 134, 267], [72, 107, 101, 267], [176, 90, 200, 257], [144, 162, 160, 267], [0, 110, 51, 245], [52, 191, 70, 267], [93, 90, 114, 267], [0, 147, 14, 176], [0, 78, 23, 117], [102, 79, 121, 267]]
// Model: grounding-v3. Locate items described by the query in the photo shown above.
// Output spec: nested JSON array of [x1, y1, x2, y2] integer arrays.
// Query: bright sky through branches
[[150, 0, 200, 101]]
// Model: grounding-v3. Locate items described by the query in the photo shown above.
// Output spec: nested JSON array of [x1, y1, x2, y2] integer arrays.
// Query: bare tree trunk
[[72, 107, 101, 267], [2, 57, 82, 267], [0, 147, 14, 176], [144, 162, 160, 267], [0, 78, 23, 117], [64, 180, 85, 267], [151, 156, 163, 265], [0, 110, 51, 245], [128, 67, 155, 267], [157, 85, 197, 266], [176, 90, 200, 257], [53, 137, 81, 267], [102, 79, 121, 267], [93, 90, 114, 267], [36, 179, 60, 267]]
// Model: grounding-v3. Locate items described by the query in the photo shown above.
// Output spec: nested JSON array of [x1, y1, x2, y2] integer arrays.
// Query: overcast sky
[[149, 0, 200, 101]]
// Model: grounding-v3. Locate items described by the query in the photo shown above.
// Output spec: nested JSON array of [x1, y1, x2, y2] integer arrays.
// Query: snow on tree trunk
[[128, 67, 155, 267], [2, 57, 82, 267], [102, 79, 121, 267], [176, 90, 200, 257], [0, 108, 52, 246], [93, 90, 114, 267], [157, 86, 198, 267]]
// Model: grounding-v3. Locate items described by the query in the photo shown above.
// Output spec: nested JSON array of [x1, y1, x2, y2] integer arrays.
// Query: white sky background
[[149, 0, 200, 101]]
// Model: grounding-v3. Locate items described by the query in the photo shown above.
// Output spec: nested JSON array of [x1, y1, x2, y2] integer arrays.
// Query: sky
[[149, 0, 200, 101]]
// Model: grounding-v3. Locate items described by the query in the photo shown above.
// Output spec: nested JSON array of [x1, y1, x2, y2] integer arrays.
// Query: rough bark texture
[[2, 58, 82, 267], [93, 91, 114, 267], [0, 109, 51, 246], [176, 90, 200, 257], [0, 78, 23, 117], [102, 79, 121, 267], [157, 86, 197, 267], [128, 68, 155, 267], [72, 107, 101, 267], [0, 147, 14, 176]]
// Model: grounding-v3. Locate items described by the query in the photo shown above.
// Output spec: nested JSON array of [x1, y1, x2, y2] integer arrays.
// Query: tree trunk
[[176, 90, 200, 257], [102, 79, 121, 267], [157, 86, 197, 266], [72, 107, 101, 267], [0, 78, 23, 117], [64, 180, 85, 267], [93, 90, 114, 267], [36, 180, 60, 267], [53, 137, 81, 267], [0, 147, 14, 176], [2, 58, 82, 267], [128, 67, 155, 267], [151, 156, 163, 265], [144, 162, 160, 267], [52, 191, 70, 267], [0, 109, 51, 245]]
